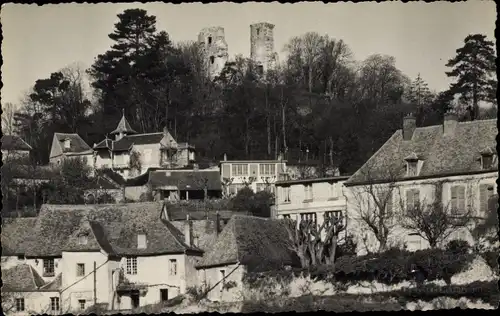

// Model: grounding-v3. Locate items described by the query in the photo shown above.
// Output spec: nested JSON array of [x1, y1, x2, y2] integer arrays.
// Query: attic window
[[78, 234, 88, 245], [137, 234, 147, 249], [481, 153, 495, 170], [64, 138, 71, 149], [404, 152, 420, 177]]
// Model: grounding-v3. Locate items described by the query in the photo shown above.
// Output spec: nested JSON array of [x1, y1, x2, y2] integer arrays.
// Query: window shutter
[[458, 186, 465, 213], [479, 184, 488, 212], [451, 186, 457, 210], [222, 164, 230, 178]]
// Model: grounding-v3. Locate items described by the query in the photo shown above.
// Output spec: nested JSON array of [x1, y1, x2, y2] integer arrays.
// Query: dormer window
[[137, 234, 147, 249], [78, 234, 88, 245], [480, 147, 496, 170], [64, 138, 71, 149], [404, 152, 421, 177]]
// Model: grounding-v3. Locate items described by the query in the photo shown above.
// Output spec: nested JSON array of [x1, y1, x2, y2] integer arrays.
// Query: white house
[[92, 112, 195, 179], [273, 176, 350, 231], [48, 133, 94, 168], [219, 157, 287, 196], [344, 111, 498, 254], [1, 202, 206, 314]]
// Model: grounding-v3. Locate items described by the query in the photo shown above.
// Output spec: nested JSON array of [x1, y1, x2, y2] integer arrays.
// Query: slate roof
[[1, 264, 56, 292], [110, 113, 137, 135], [86, 175, 122, 190], [149, 170, 222, 191], [196, 215, 299, 270], [54, 133, 92, 154], [1, 135, 32, 151], [94, 138, 113, 150], [1, 217, 38, 256], [111, 133, 165, 151], [14, 202, 201, 257], [164, 202, 235, 221], [345, 119, 498, 185], [171, 220, 221, 252]]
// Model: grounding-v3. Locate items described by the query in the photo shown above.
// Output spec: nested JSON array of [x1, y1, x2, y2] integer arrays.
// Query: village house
[[272, 176, 350, 235], [1, 202, 210, 314], [344, 111, 498, 254], [92, 112, 195, 179], [49, 133, 94, 168], [220, 156, 287, 196], [1, 135, 32, 162], [195, 215, 299, 302], [149, 168, 222, 201]]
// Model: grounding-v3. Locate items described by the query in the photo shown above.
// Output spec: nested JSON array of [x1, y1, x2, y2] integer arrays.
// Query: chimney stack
[[215, 211, 221, 236], [403, 113, 417, 141], [163, 126, 169, 137], [443, 110, 458, 136], [193, 163, 199, 171], [184, 214, 192, 246], [223, 153, 227, 161], [162, 198, 170, 221]]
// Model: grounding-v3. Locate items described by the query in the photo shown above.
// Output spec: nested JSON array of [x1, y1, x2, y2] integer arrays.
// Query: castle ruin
[[250, 22, 278, 75], [198, 27, 229, 79]]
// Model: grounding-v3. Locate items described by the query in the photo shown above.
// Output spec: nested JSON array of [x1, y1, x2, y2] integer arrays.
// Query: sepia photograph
[[1, 1, 498, 314]]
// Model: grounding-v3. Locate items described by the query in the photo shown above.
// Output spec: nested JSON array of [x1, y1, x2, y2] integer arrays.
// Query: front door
[[160, 289, 169, 303], [131, 291, 140, 309]]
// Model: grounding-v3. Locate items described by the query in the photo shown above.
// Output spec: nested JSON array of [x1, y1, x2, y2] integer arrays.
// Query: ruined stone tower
[[250, 22, 278, 74], [198, 27, 229, 79]]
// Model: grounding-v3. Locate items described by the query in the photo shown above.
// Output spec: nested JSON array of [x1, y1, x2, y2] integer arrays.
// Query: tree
[[45, 158, 92, 204], [284, 213, 346, 268], [1, 102, 17, 135], [445, 34, 497, 119]]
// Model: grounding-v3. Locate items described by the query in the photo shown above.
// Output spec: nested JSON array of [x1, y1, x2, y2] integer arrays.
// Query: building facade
[[344, 112, 498, 254], [198, 26, 229, 79], [48, 133, 94, 168], [250, 22, 278, 74]]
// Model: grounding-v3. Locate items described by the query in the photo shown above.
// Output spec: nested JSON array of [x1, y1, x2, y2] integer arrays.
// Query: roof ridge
[[28, 264, 43, 289], [39, 273, 61, 290]]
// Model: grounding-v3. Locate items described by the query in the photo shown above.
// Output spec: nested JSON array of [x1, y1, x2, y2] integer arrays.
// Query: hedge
[[244, 247, 475, 288], [241, 280, 499, 313]]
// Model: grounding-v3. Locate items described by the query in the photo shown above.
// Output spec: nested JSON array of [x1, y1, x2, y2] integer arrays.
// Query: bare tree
[[284, 213, 346, 268], [221, 177, 234, 199], [2, 102, 17, 135]]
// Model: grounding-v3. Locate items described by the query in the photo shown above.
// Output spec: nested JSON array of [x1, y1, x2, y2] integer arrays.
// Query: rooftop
[[1, 135, 32, 151], [110, 112, 137, 135], [54, 133, 92, 154], [149, 169, 222, 191], [1, 264, 61, 292]]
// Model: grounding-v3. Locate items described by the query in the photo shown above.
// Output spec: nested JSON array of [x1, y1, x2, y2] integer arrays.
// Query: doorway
[[160, 289, 169, 303], [131, 291, 140, 309]]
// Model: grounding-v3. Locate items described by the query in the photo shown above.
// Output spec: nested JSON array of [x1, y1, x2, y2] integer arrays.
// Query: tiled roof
[[110, 114, 137, 135], [86, 175, 122, 190], [149, 170, 222, 191], [346, 119, 498, 185], [164, 202, 235, 221], [1, 135, 32, 151], [1, 217, 38, 255], [20, 202, 199, 257], [55, 133, 92, 153], [111, 133, 164, 151], [196, 215, 299, 269], [171, 220, 221, 252], [1, 264, 47, 292], [94, 138, 112, 150]]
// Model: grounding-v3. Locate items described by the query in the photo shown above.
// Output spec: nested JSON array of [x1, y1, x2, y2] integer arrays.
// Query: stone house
[[1, 135, 32, 163], [272, 176, 350, 238], [344, 112, 498, 254], [92, 113, 195, 179], [48, 133, 94, 168], [1, 202, 206, 313], [195, 215, 300, 302], [220, 157, 287, 196]]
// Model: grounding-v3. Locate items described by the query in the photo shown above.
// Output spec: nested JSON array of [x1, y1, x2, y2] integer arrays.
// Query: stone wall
[[198, 26, 229, 79]]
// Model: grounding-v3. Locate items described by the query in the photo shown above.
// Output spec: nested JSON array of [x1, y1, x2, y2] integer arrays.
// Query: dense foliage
[[229, 187, 274, 217]]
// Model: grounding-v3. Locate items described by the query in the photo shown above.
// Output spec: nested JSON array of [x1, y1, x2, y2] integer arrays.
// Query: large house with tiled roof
[[149, 169, 223, 200], [344, 111, 498, 254], [93, 113, 196, 179], [49, 133, 94, 168], [1, 202, 209, 313]]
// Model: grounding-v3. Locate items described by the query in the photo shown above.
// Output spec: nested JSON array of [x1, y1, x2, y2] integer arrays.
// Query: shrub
[[481, 251, 499, 272], [186, 284, 209, 301], [445, 239, 471, 254]]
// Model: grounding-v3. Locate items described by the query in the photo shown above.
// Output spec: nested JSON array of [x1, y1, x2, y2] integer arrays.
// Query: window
[[78, 234, 88, 245], [126, 257, 137, 275], [324, 211, 342, 227], [76, 263, 85, 277], [304, 184, 313, 201], [257, 65, 264, 75], [482, 154, 493, 169], [259, 163, 276, 176], [377, 190, 394, 224], [210, 56, 215, 64], [281, 186, 291, 203], [256, 183, 266, 192], [78, 299, 86, 311], [169, 259, 177, 276], [256, 28, 260, 35], [283, 214, 291, 220], [64, 139, 71, 149], [406, 161, 418, 176], [43, 259, 55, 276], [143, 149, 152, 163], [50, 297, 60, 312], [479, 184, 495, 213], [406, 189, 420, 212], [300, 212, 317, 226], [232, 164, 248, 176], [15, 298, 25, 312], [450, 185, 466, 215], [208, 36, 212, 45], [220, 270, 226, 290], [160, 289, 169, 302], [137, 234, 147, 249]]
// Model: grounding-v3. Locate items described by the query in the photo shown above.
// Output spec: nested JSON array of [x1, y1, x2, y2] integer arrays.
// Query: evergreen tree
[[445, 34, 496, 119]]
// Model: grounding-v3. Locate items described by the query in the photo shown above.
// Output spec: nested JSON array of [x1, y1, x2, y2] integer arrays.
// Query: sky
[[1, 1, 496, 106]]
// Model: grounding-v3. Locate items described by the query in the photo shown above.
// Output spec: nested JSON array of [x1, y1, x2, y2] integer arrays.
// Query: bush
[[481, 251, 499, 272], [446, 239, 471, 254]]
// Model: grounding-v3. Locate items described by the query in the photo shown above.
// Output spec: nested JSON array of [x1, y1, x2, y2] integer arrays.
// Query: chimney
[[223, 153, 227, 161], [215, 211, 221, 236], [184, 214, 192, 246], [163, 126, 169, 137], [193, 163, 199, 171], [403, 113, 416, 141], [443, 110, 458, 136]]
